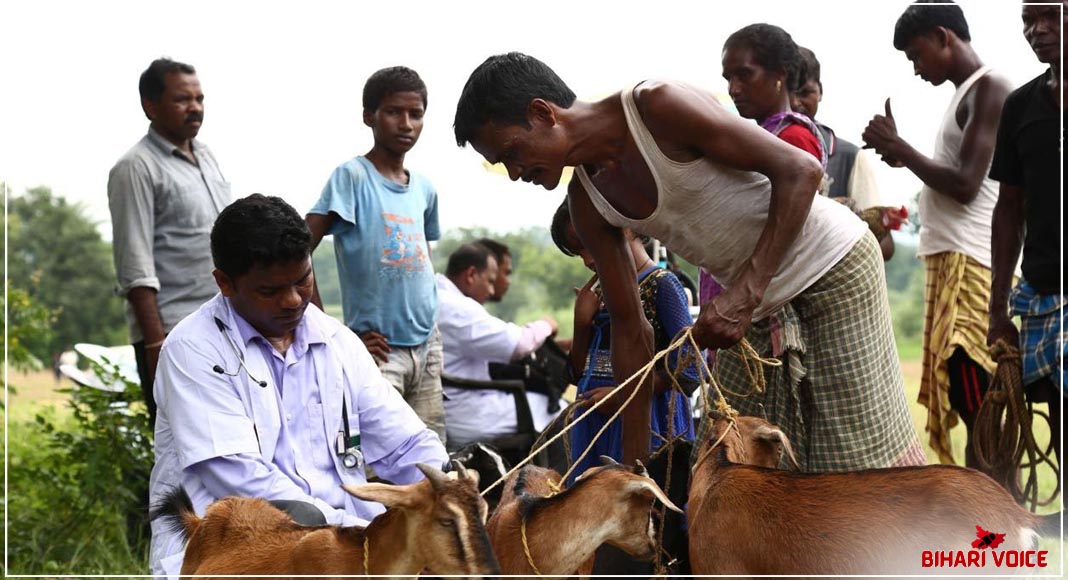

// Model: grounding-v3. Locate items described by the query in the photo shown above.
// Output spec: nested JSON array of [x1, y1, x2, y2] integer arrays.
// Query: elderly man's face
[[1022, 2, 1065, 65]]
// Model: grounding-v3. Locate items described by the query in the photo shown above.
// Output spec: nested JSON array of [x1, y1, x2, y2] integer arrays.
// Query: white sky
[[0, 0, 1047, 238]]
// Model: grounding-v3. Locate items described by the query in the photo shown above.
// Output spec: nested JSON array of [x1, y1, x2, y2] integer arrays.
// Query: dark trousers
[[133, 340, 157, 426]]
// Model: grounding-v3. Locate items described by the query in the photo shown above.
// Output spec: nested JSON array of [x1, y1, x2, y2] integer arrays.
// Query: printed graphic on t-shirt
[[380, 212, 429, 277]]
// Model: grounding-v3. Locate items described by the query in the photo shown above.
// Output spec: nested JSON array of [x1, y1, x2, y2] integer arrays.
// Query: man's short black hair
[[475, 238, 510, 264], [454, 52, 577, 147], [363, 66, 428, 113], [797, 46, 821, 89], [723, 24, 805, 92], [446, 243, 495, 278], [211, 194, 312, 279], [893, 0, 971, 51], [139, 57, 196, 102]]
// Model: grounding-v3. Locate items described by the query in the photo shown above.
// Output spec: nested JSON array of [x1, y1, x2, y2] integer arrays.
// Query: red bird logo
[[971, 526, 1006, 549]]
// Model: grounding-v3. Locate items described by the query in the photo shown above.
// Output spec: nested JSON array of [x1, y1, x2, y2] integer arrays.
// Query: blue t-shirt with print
[[309, 156, 440, 347]]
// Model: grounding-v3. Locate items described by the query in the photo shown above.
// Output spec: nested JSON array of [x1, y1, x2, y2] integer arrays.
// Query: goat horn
[[453, 459, 470, 480], [600, 455, 622, 466], [628, 479, 683, 514], [416, 463, 450, 493]]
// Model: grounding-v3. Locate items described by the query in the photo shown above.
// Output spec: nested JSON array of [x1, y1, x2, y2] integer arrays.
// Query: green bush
[[5, 361, 152, 574]]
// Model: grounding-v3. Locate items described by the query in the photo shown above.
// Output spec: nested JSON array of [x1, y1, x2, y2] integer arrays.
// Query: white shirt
[[148, 294, 447, 579], [435, 274, 558, 447]]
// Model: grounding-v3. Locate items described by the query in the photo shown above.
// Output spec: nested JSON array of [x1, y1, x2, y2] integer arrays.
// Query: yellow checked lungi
[[917, 251, 996, 465]]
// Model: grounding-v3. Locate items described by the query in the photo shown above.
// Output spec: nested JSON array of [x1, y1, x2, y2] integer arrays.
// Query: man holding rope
[[987, 1, 1065, 467], [453, 52, 924, 471]]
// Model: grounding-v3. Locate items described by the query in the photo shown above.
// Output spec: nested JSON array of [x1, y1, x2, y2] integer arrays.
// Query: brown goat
[[689, 415, 1061, 576], [155, 463, 499, 579], [487, 457, 681, 580]]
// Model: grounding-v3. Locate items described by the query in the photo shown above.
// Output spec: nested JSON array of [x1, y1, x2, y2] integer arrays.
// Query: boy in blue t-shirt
[[306, 66, 445, 443]]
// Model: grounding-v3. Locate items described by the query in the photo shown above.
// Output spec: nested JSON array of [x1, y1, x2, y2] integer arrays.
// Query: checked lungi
[[917, 251, 996, 465], [1011, 280, 1067, 394], [707, 232, 925, 472]]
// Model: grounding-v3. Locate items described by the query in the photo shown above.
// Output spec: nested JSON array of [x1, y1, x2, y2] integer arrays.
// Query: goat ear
[[626, 480, 683, 514], [633, 459, 650, 478], [753, 425, 801, 470], [342, 482, 419, 509]]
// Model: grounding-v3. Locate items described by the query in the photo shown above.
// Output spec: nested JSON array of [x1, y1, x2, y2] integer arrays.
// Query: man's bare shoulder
[[632, 80, 730, 131], [975, 70, 1015, 99]]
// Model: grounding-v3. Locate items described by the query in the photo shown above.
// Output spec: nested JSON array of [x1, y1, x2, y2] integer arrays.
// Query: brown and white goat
[[155, 463, 500, 579], [487, 457, 681, 580], [688, 415, 1061, 576]]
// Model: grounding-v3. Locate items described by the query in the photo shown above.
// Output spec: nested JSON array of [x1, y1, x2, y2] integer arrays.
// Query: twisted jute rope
[[520, 517, 543, 575], [484, 326, 779, 498], [973, 338, 1060, 511], [509, 326, 779, 575], [363, 535, 369, 576]]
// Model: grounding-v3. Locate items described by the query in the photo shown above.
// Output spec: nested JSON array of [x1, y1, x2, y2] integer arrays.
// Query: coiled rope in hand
[[973, 338, 1059, 511]]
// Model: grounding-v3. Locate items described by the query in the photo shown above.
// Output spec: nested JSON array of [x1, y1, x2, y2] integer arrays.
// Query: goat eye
[[437, 518, 454, 527]]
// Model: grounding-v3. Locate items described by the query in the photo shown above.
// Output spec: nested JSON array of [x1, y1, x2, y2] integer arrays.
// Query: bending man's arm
[[570, 181, 654, 464]]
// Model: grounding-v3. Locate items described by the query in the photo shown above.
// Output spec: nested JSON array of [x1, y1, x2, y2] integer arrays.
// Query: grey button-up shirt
[[108, 127, 231, 342]]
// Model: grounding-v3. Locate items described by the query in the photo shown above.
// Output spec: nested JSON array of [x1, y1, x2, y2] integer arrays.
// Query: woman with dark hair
[[721, 23, 827, 168]]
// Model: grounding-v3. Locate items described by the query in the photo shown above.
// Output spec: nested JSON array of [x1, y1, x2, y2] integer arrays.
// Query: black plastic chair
[[440, 373, 545, 468]]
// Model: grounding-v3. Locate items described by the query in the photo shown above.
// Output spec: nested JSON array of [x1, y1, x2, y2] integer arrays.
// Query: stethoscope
[[211, 316, 364, 470]]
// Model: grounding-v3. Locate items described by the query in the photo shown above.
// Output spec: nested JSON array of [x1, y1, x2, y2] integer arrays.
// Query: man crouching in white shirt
[[437, 242, 561, 448], [148, 194, 449, 579]]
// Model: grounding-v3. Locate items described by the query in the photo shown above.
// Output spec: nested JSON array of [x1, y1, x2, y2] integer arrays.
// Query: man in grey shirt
[[108, 58, 231, 423]]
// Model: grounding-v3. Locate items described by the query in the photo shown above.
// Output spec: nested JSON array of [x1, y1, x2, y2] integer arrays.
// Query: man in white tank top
[[862, 0, 1012, 469], [453, 52, 924, 471]]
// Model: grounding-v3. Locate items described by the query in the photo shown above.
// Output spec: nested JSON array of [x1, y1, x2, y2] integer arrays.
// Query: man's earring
[[776, 80, 782, 93]]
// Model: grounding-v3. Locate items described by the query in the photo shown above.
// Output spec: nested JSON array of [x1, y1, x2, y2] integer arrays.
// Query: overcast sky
[[0, 0, 1047, 239]]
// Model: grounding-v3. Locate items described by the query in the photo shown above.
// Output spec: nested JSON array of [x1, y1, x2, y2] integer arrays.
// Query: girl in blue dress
[[550, 200, 697, 483]]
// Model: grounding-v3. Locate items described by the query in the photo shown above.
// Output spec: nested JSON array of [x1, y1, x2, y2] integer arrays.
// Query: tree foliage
[[7, 185, 127, 359]]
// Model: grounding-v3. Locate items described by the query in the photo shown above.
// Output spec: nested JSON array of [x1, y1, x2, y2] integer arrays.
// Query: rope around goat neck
[[520, 516, 543, 575], [363, 535, 370, 576], [480, 326, 779, 498]]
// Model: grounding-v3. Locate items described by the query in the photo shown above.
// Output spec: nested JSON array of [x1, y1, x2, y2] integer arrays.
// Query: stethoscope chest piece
[[343, 447, 364, 469]]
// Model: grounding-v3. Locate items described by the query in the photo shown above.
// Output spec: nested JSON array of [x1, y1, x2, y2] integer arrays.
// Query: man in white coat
[[437, 242, 560, 448], [148, 194, 448, 578]]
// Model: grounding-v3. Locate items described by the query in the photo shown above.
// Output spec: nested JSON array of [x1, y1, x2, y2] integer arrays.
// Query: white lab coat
[[148, 294, 447, 578]]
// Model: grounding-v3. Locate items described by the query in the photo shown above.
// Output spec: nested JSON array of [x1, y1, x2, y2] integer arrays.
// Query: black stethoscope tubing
[[212, 316, 362, 469]]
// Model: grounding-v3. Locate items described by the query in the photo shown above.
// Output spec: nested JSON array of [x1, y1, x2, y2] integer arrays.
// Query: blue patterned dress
[[568, 265, 697, 482]]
